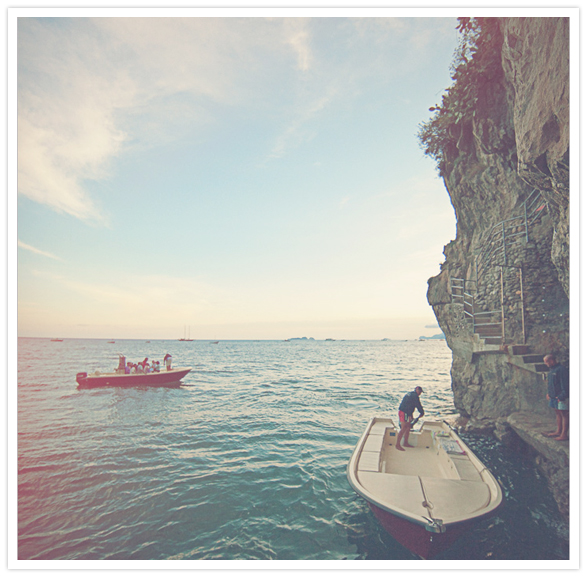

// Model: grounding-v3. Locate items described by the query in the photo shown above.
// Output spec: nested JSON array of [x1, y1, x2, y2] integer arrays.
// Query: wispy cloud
[[16, 17, 456, 223], [17, 17, 316, 222], [18, 19, 135, 221], [18, 240, 62, 261], [283, 18, 313, 72], [264, 18, 452, 162]]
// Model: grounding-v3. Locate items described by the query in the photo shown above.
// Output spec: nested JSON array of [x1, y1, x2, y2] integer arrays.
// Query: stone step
[[522, 354, 545, 364], [507, 355, 549, 374], [483, 337, 503, 345], [507, 345, 532, 356], [474, 325, 502, 336]]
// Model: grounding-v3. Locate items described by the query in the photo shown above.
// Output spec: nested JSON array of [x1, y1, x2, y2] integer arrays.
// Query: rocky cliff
[[422, 18, 570, 516]]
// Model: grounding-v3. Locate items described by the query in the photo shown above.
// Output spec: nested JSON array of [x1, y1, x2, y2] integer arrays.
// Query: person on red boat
[[164, 353, 172, 371], [396, 386, 425, 451]]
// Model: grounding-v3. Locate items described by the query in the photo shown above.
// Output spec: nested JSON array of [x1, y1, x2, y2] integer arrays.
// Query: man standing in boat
[[396, 386, 425, 451]]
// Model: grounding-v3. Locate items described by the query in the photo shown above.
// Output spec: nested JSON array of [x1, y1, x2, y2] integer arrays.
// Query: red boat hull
[[76, 368, 191, 389], [369, 503, 471, 559]]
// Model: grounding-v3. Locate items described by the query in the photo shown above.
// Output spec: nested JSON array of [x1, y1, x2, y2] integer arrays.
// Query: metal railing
[[451, 266, 527, 345], [475, 189, 548, 281], [450, 278, 464, 305], [449, 190, 547, 346]]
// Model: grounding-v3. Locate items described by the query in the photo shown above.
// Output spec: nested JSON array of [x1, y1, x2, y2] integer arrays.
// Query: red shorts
[[398, 410, 411, 424]]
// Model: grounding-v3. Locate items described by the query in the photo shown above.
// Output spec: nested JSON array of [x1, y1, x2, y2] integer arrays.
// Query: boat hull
[[369, 502, 470, 559], [76, 368, 191, 389]]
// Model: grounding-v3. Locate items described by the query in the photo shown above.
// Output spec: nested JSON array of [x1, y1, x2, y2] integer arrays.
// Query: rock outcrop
[[425, 18, 570, 517]]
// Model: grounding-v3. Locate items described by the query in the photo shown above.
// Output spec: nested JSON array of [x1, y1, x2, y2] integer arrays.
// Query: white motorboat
[[347, 416, 503, 558]]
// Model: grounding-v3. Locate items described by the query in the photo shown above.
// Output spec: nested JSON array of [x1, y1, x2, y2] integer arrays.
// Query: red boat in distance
[[76, 355, 191, 389], [76, 367, 191, 389]]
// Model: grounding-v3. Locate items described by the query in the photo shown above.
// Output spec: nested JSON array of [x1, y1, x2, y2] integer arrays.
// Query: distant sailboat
[[179, 326, 193, 341]]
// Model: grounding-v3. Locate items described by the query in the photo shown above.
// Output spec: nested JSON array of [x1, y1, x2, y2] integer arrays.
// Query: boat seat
[[358, 451, 381, 472], [370, 421, 390, 435], [357, 426, 388, 472], [449, 455, 483, 482], [420, 477, 491, 522]]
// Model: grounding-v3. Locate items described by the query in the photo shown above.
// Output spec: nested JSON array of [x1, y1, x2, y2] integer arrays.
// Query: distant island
[[418, 333, 446, 340]]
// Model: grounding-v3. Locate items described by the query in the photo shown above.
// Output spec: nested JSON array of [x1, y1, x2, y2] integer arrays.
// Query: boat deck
[[363, 422, 483, 482], [382, 438, 449, 478]]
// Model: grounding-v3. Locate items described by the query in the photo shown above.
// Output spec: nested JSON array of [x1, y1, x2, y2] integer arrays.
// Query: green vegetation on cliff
[[417, 17, 503, 175]]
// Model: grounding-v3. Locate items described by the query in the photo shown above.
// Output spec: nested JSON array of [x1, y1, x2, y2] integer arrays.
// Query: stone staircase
[[468, 338, 547, 374], [449, 189, 551, 373], [473, 317, 502, 345], [503, 345, 549, 375]]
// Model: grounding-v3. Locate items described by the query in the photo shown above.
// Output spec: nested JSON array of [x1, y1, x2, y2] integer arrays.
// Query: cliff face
[[502, 19, 570, 296], [426, 18, 569, 514], [427, 17, 569, 418]]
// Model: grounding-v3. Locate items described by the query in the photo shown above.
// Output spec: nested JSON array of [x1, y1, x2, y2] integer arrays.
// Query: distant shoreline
[[17, 336, 449, 343]]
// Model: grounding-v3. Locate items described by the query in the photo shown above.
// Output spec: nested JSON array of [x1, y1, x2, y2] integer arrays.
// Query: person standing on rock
[[542, 354, 569, 441], [396, 386, 425, 451]]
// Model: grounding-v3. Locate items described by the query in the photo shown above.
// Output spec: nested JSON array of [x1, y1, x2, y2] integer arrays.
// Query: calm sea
[[16, 338, 568, 562]]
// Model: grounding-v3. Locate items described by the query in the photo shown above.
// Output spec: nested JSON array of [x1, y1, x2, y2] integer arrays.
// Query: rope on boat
[[418, 476, 434, 510], [418, 476, 446, 534]]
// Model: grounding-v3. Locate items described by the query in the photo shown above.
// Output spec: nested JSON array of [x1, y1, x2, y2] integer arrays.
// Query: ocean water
[[16, 338, 568, 562]]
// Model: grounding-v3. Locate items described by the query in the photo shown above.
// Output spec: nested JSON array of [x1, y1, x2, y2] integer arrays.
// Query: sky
[[14, 10, 462, 341]]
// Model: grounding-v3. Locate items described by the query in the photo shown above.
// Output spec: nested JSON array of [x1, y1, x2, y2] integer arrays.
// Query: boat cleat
[[425, 519, 446, 534]]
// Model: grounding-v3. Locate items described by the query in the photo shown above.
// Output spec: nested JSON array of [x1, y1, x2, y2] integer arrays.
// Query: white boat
[[347, 417, 503, 559]]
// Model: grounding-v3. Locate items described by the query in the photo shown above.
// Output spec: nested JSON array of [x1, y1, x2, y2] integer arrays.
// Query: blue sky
[[16, 12, 460, 340]]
